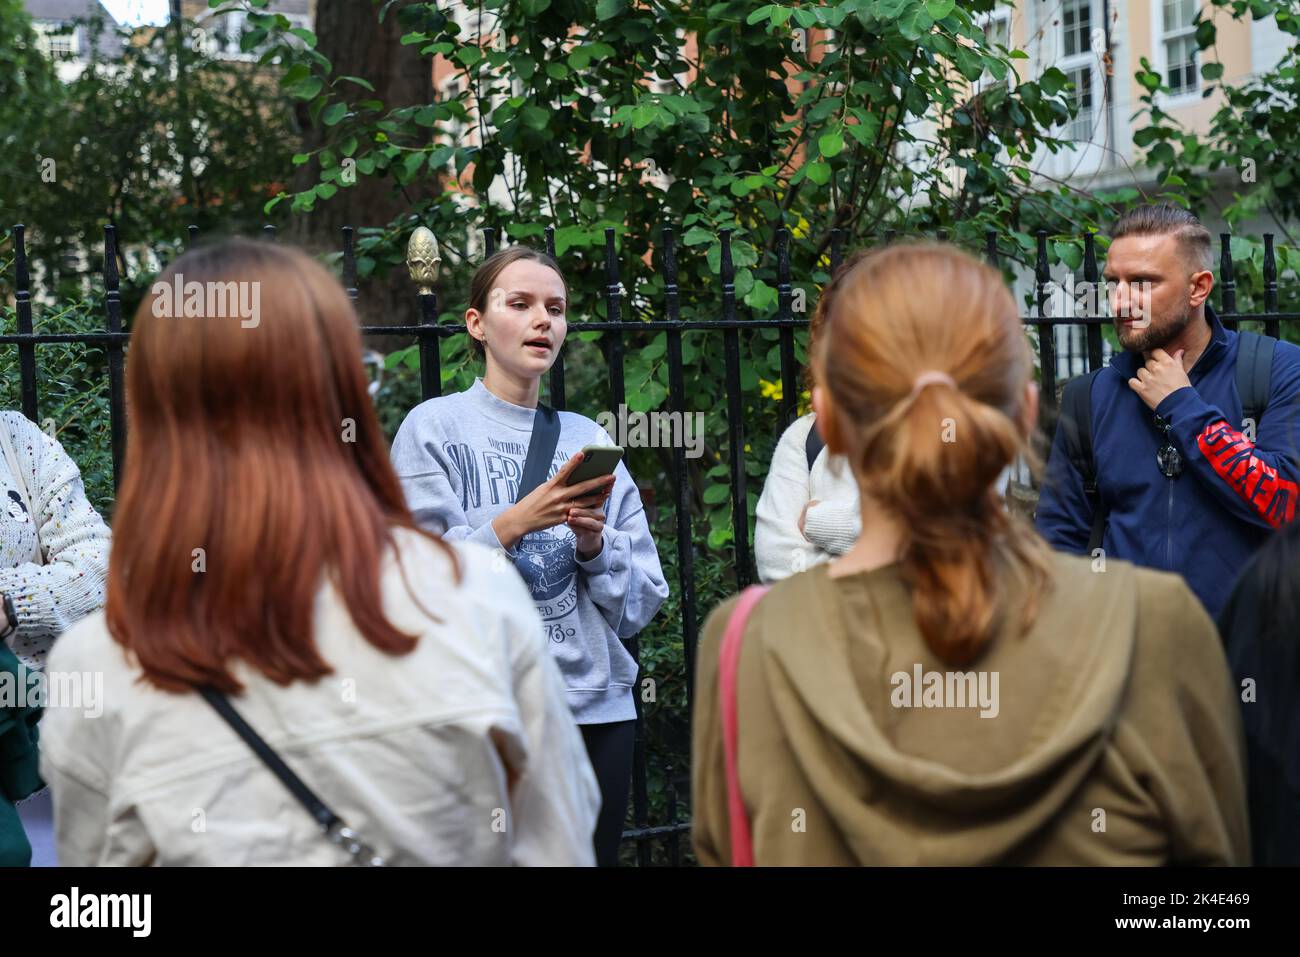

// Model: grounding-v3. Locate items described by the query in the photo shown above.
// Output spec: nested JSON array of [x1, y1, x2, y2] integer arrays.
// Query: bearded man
[[1036, 203, 1300, 617]]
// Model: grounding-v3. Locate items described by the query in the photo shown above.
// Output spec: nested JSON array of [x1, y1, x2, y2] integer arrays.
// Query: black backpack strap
[[1058, 370, 1106, 552], [1235, 331, 1275, 429], [517, 402, 560, 500], [804, 417, 826, 470], [198, 687, 385, 865]]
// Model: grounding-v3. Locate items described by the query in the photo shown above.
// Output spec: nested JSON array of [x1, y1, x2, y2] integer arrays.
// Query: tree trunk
[[289, 0, 433, 346]]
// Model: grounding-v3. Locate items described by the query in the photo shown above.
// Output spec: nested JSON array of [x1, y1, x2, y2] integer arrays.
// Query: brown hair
[[1111, 203, 1213, 271], [467, 245, 568, 358], [109, 238, 459, 693], [813, 243, 1051, 667]]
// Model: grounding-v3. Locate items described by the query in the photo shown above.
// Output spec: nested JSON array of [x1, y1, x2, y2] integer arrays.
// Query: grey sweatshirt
[[391, 379, 669, 723]]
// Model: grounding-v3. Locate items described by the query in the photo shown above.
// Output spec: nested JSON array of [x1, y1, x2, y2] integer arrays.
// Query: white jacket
[[38, 532, 601, 866], [755, 414, 861, 583]]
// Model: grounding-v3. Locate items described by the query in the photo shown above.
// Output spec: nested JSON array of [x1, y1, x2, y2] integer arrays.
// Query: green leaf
[[521, 105, 550, 130], [703, 483, 730, 505], [596, 0, 626, 20], [402, 151, 426, 178], [793, 7, 819, 28], [288, 27, 317, 47], [1132, 126, 1162, 147], [631, 102, 659, 129], [1040, 67, 1069, 96], [804, 159, 831, 185], [897, 5, 933, 40], [337, 75, 375, 93], [807, 96, 842, 123], [456, 46, 484, 67], [1053, 240, 1082, 272], [322, 102, 347, 126], [682, 226, 712, 246], [1201, 62, 1224, 81], [925, 0, 955, 20], [746, 4, 775, 25], [819, 132, 845, 158], [288, 77, 323, 100], [844, 111, 881, 145]]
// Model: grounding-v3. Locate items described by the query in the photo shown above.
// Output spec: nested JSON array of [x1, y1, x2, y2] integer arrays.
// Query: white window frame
[[973, 6, 1012, 95], [1152, 0, 1201, 104], [1056, 0, 1100, 144], [33, 21, 81, 60]]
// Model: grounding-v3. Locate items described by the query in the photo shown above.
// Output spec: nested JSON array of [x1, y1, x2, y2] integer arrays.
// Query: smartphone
[[565, 445, 624, 486]]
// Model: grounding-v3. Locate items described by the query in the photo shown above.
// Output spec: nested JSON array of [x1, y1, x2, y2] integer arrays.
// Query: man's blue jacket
[[1036, 306, 1300, 618]]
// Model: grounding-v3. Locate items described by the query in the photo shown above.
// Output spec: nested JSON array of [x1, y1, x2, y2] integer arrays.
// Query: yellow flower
[[759, 378, 783, 401]]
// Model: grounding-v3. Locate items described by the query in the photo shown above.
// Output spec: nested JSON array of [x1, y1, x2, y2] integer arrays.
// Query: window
[[976, 8, 1011, 90], [1162, 0, 1199, 95], [1066, 66, 1095, 141], [1061, 0, 1091, 58], [33, 21, 80, 60], [1055, 0, 1098, 142]]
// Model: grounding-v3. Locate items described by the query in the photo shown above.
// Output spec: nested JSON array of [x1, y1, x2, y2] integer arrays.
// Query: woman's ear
[[465, 308, 486, 346], [811, 385, 843, 454]]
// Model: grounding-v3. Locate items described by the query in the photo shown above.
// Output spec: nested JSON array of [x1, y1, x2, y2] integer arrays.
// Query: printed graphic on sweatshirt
[[444, 437, 582, 640], [1197, 419, 1299, 527]]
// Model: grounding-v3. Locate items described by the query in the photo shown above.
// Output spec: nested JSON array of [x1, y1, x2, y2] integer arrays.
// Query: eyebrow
[[506, 290, 566, 303]]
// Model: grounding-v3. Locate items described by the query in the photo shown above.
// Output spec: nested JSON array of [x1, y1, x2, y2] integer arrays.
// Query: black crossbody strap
[[517, 402, 560, 501], [198, 686, 385, 866], [804, 417, 826, 470]]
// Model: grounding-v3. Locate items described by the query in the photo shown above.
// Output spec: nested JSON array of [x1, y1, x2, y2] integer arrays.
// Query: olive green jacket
[[693, 552, 1249, 866]]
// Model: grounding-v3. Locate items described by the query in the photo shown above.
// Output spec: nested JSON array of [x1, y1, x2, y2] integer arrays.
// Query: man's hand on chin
[[1129, 348, 1191, 410]]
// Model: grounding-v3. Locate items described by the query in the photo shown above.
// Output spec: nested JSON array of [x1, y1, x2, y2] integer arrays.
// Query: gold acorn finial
[[406, 226, 441, 295]]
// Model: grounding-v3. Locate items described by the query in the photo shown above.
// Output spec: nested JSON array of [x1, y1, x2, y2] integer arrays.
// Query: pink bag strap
[[719, 584, 770, 867]]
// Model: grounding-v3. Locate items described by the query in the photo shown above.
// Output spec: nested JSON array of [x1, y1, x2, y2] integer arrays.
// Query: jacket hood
[[753, 554, 1139, 864]]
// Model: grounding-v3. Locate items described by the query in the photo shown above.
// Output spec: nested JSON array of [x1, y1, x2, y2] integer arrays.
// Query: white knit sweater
[[0, 411, 111, 668], [755, 414, 861, 583]]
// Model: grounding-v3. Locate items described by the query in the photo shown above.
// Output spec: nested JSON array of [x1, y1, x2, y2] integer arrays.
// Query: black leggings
[[580, 720, 636, 867]]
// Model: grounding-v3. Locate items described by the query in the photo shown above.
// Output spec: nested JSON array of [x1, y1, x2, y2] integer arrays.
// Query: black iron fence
[[4, 220, 1298, 864]]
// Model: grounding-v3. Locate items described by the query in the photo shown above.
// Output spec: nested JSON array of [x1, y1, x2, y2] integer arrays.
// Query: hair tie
[[907, 370, 956, 401]]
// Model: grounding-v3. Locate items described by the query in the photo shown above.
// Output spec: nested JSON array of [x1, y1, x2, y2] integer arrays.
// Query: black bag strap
[[518, 402, 560, 501], [1058, 370, 1106, 553], [1236, 331, 1275, 428], [804, 417, 826, 470], [198, 686, 386, 866]]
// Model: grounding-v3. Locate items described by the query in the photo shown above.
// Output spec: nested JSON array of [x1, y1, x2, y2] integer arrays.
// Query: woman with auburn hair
[[39, 238, 599, 866], [693, 243, 1248, 866]]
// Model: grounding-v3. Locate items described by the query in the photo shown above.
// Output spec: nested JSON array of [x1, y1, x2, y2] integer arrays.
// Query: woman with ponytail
[[692, 243, 1248, 866]]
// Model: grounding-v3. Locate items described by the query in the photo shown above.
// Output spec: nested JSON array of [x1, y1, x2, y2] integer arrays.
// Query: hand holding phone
[[565, 445, 624, 486], [491, 449, 619, 550]]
